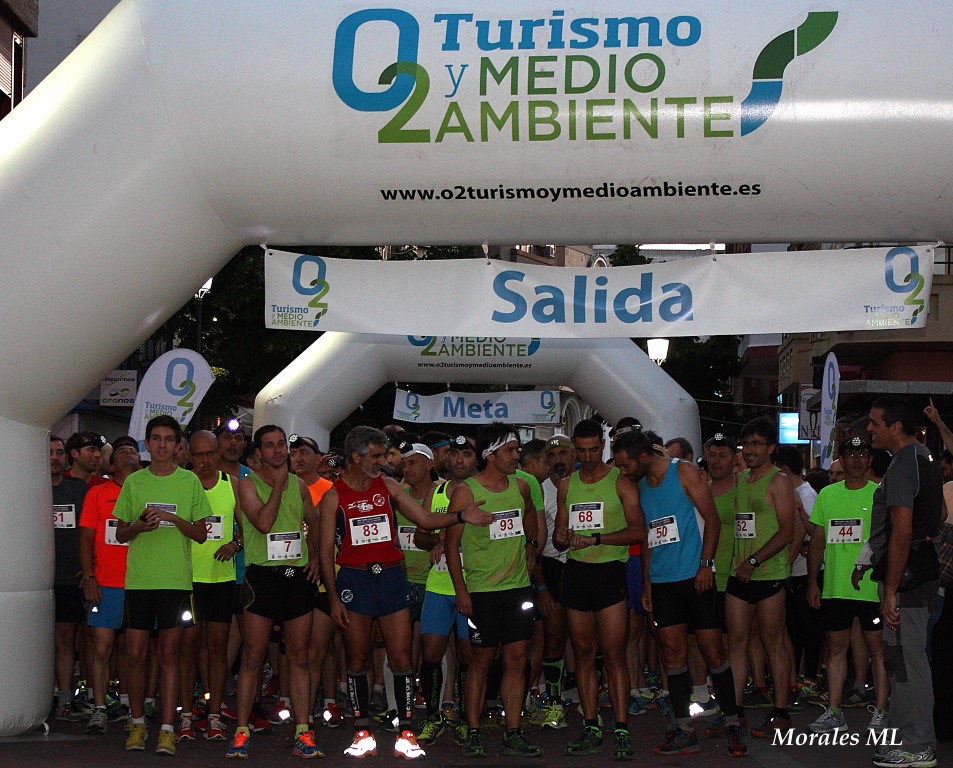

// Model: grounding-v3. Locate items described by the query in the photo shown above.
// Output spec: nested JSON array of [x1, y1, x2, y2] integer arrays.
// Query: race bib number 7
[[490, 509, 524, 540], [827, 518, 863, 544], [267, 531, 302, 561]]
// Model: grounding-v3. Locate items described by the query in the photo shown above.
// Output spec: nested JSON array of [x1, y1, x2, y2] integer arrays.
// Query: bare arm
[[444, 485, 472, 617], [318, 487, 348, 629], [384, 475, 490, 530], [925, 398, 953, 455], [239, 470, 286, 534]]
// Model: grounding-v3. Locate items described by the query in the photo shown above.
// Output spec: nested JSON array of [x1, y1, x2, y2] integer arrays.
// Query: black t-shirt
[[52, 477, 89, 585]]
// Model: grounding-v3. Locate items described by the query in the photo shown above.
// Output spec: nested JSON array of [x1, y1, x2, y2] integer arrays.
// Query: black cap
[[704, 432, 736, 450], [289, 434, 321, 453], [112, 435, 138, 452], [449, 435, 476, 451], [838, 435, 870, 455]]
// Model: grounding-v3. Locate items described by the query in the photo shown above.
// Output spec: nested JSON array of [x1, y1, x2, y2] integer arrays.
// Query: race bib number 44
[[53, 504, 76, 529], [351, 514, 391, 546], [570, 502, 604, 531], [267, 531, 302, 561], [735, 513, 756, 539], [827, 518, 863, 544], [490, 509, 524, 540], [648, 515, 680, 548]]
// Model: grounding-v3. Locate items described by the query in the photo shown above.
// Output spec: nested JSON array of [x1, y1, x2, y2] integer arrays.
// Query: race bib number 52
[[735, 513, 756, 539]]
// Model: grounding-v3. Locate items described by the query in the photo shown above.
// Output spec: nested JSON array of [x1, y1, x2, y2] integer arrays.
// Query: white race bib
[[53, 504, 76, 529], [435, 550, 463, 572], [648, 515, 680, 548], [350, 514, 392, 546], [735, 512, 756, 539], [827, 518, 863, 544], [570, 502, 604, 531], [489, 509, 524, 541], [105, 518, 128, 547], [397, 525, 421, 551], [205, 515, 224, 541], [267, 531, 302, 561], [150, 502, 178, 527]]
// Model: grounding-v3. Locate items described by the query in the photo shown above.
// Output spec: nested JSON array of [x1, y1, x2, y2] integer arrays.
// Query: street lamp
[[647, 338, 669, 365]]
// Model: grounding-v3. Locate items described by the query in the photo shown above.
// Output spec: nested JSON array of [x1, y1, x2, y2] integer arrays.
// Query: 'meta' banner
[[129, 350, 216, 456], [394, 388, 559, 425], [264, 246, 933, 338]]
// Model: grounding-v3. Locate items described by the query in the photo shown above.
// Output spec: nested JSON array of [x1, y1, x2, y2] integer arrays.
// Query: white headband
[[482, 432, 519, 460]]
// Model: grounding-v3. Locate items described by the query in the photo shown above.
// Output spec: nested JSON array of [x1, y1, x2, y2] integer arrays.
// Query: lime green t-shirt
[[424, 482, 460, 596], [191, 472, 237, 584], [515, 469, 544, 513], [461, 476, 530, 593], [397, 490, 433, 585], [113, 467, 212, 590], [732, 467, 790, 581], [567, 467, 628, 564], [243, 474, 309, 568], [713, 485, 737, 592], [809, 481, 879, 602]]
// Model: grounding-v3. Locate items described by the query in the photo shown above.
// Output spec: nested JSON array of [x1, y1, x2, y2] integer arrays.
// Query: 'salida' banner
[[264, 246, 933, 338]]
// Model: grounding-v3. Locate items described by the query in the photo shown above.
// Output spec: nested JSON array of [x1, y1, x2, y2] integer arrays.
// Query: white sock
[[693, 685, 710, 702]]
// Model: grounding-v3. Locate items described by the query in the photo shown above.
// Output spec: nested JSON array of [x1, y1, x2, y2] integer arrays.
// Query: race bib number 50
[[648, 515, 680, 548], [490, 509, 524, 540]]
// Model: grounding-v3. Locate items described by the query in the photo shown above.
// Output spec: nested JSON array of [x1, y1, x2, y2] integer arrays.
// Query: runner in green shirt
[[806, 436, 888, 734], [114, 416, 210, 756]]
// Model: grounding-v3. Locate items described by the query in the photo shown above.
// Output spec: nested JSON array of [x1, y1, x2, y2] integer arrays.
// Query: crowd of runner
[[49, 395, 952, 766]]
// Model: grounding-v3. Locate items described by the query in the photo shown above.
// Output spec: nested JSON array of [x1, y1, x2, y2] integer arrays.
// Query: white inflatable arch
[[253, 333, 701, 448], [2, 0, 953, 734]]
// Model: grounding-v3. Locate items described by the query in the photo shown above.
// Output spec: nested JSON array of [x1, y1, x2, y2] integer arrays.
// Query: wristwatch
[[747, 555, 760, 567], [528, 538, 540, 549], [699, 559, 714, 568]]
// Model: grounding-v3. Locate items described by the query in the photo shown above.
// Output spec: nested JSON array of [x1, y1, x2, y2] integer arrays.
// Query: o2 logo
[[540, 391, 557, 419], [291, 255, 330, 327], [405, 391, 421, 421], [165, 357, 196, 422], [884, 247, 925, 319]]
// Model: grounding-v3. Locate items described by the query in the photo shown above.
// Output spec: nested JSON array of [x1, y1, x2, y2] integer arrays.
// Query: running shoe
[[175, 711, 196, 741], [225, 728, 250, 759], [156, 729, 176, 756], [727, 724, 748, 757], [742, 687, 772, 708], [613, 728, 634, 760], [809, 707, 847, 734], [867, 705, 888, 733], [292, 729, 324, 758], [344, 729, 378, 758], [373, 708, 400, 732], [566, 725, 603, 756], [249, 704, 272, 733], [414, 690, 427, 709], [872, 749, 937, 768], [483, 705, 505, 732], [394, 729, 426, 760], [529, 702, 566, 729], [124, 722, 148, 751], [654, 727, 700, 756], [453, 723, 468, 747], [416, 712, 445, 745], [143, 700, 157, 721], [655, 692, 673, 717], [221, 704, 238, 721], [501, 728, 542, 757], [462, 728, 485, 757], [54, 701, 81, 722], [321, 702, 345, 728], [690, 693, 721, 718], [441, 703, 462, 725], [269, 699, 293, 724], [842, 688, 868, 708], [84, 707, 108, 735], [750, 713, 792, 738], [206, 714, 228, 741], [598, 686, 612, 708], [704, 713, 727, 738]]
